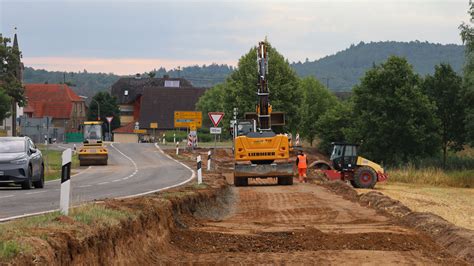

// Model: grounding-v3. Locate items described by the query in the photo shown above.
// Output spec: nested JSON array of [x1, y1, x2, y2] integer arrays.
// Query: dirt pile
[[320, 180, 474, 264]]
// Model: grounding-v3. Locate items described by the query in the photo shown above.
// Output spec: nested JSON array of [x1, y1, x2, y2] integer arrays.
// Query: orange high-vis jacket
[[297, 154, 307, 169]]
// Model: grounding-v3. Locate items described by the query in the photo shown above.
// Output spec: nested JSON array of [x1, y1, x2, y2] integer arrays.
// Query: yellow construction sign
[[150, 122, 158, 129], [174, 111, 202, 128]]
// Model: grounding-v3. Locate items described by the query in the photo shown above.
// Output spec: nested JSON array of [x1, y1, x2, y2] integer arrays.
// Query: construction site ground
[[157, 148, 470, 264], [4, 147, 472, 265]]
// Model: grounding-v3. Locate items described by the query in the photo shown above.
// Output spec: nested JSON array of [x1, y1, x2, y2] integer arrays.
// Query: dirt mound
[[402, 212, 474, 263], [320, 180, 474, 264]]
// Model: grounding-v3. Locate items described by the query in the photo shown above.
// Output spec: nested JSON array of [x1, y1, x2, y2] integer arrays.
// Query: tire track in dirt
[[157, 177, 462, 264]]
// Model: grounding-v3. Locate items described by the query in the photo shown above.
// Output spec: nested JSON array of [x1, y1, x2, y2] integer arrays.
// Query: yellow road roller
[[78, 121, 108, 166]]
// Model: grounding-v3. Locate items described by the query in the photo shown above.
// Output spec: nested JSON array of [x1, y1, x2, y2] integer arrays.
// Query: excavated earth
[[7, 148, 473, 265]]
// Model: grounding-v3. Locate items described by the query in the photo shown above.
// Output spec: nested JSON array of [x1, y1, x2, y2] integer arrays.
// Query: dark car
[[0, 137, 44, 189]]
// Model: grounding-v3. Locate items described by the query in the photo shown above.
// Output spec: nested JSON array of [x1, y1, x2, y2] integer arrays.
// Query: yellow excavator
[[233, 41, 294, 186], [78, 121, 108, 166]]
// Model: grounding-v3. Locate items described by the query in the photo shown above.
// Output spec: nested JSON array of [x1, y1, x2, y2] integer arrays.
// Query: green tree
[[196, 83, 227, 127], [197, 41, 302, 132], [314, 101, 353, 154], [0, 89, 10, 121], [0, 35, 25, 134], [459, 1, 474, 146], [422, 64, 465, 168], [350, 56, 440, 165], [86, 92, 121, 131], [299, 76, 339, 146]]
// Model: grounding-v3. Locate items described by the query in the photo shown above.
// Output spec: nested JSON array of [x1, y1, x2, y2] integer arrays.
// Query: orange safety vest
[[297, 154, 307, 168]]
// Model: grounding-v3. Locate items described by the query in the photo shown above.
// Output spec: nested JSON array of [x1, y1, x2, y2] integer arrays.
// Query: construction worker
[[296, 150, 308, 183]]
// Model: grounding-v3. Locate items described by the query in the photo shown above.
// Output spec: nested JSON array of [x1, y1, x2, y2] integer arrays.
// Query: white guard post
[[207, 150, 211, 171], [60, 148, 72, 215], [176, 141, 179, 155], [197, 155, 202, 184]]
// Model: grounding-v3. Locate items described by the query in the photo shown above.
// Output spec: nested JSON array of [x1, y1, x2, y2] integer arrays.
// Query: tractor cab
[[330, 142, 359, 172]]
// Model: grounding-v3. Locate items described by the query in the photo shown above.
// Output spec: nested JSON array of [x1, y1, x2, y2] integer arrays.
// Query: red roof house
[[24, 84, 87, 132]]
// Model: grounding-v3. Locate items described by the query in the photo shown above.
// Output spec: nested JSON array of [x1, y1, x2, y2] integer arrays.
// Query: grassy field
[[37, 145, 80, 181], [388, 166, 473, 188], [373, 182, 474, 230]]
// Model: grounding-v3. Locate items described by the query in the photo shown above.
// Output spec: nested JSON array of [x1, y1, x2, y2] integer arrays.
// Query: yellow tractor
[[233, 41, 294, 186], [311, 142, 388, 188], [78, 121, 108, 166]]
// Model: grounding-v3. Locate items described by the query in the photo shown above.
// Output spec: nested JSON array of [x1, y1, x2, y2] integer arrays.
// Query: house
[[23, 84, 87, 132], [111, 75, 208, 142]]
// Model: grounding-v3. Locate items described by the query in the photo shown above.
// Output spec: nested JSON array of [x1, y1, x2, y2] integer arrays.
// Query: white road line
[[110, 143, 139, 180], [0, 195, 15, 199], [118, 143, 195, 199], [98, 182, 109, 185], [112, 179, 121, 182], [25, 191, 46, 195], [45, 166, 92, 183], [78, 184, 92, 188]]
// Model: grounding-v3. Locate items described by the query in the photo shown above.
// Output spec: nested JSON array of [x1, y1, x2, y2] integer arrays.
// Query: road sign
[[190, 124, 197, 131], [135, 122, 139, 130], [150, 122, 158, 129], [208, 112, 224, 127], [106, 116, 113, 123], [133, 129, 147, 134], [174, 111, 202, 128], [210, 127, 222, 134]]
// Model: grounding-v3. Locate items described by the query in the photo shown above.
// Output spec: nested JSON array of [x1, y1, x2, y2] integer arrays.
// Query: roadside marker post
[[207, 150, 211, 171], [176, 142, 179, 155], [60, 148, 72, 215], [197, 155, 202, 184], [173, 133, 176, 144], [296, 133, 300, 146], [162, 134, 166, 145]]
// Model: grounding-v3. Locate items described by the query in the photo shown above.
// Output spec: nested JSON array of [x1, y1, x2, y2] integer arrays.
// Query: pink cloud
[[23, 57, 237, 75]]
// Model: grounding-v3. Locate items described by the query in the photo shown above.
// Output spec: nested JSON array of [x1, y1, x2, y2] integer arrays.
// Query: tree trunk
[[11, 99, 16, 137], [443, 143, 447, 170]]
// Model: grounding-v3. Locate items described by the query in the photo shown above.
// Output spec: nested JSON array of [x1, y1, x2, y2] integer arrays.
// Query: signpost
[[208, 112, 224, 150], [150, 122, 158, 142], [106, 116, 113, 141], [174, 111, 202, 128]]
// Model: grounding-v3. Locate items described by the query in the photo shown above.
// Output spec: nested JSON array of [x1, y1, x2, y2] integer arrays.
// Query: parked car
[[0, 137, 44, 189]]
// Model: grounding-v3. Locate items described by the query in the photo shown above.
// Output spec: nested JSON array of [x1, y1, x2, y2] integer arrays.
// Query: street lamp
[[79, 96, 100, 121]]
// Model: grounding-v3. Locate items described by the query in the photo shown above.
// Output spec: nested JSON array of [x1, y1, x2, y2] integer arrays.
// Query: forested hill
[[292, 41, 464, 91], [23, 64, 234, 99], [23, 41, 465, 97]]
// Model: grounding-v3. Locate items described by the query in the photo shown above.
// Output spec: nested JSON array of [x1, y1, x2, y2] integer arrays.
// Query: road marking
[[25, 191, 46, 195], [46, 166, 92, 184], [0, 195, 15, 199], [118, 143, 195, 199], [98, 182, 109, 185], [78, 184, 92, 188], [110, 143, 139, 180], [112, 179, 121, 182]]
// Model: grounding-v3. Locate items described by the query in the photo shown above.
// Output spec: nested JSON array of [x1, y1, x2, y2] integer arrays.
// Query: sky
[[0, 0, 470, 75]]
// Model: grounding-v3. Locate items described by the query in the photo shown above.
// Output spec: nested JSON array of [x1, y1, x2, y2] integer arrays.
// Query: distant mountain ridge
[[292, 41, 465, 91], [23, 41, 465, 97]]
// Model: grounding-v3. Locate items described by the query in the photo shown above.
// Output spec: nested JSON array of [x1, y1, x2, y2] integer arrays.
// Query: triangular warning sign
[[208, 112, 224, 127]]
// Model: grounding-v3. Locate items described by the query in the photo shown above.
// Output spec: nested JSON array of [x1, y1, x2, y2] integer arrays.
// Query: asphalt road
[[0, 143, 194, 220]]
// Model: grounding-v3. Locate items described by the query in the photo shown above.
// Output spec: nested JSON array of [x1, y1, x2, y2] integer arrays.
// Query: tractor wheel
[[353, 166, 377, 189], [234, 175, 248, 187]]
